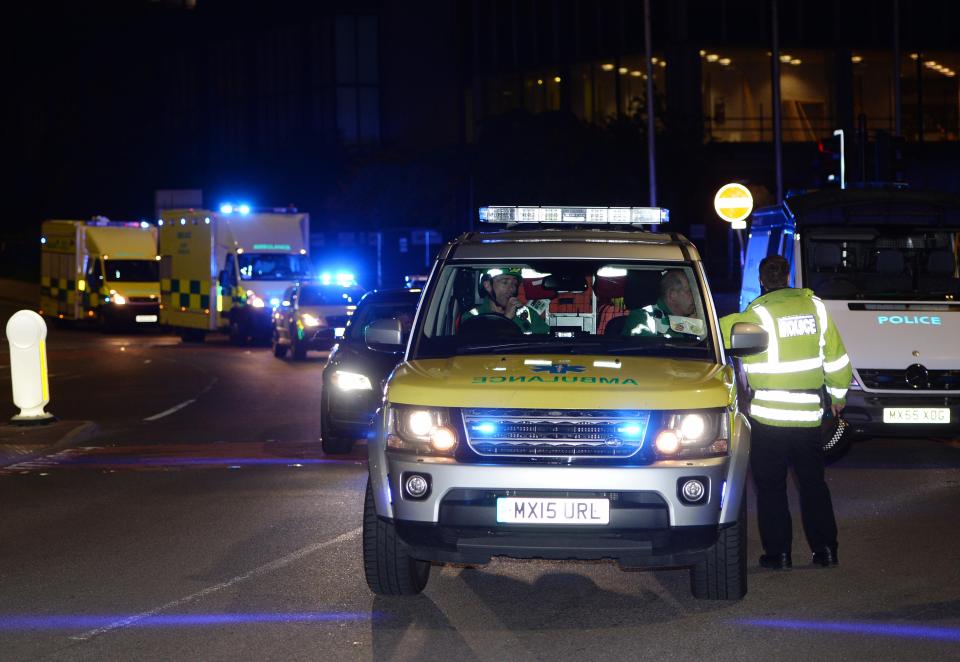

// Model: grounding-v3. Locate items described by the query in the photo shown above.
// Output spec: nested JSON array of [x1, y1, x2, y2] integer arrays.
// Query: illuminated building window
[[702, 49, 835, 143], [902, 52, 959, 142]]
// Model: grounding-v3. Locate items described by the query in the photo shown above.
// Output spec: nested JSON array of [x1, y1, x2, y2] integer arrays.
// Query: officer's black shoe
[[759, 553, 792, 570], [812, 545, 839, 567]]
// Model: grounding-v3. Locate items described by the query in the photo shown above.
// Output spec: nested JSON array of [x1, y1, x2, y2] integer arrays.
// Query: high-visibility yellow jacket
[[720, 287, 852, 427]]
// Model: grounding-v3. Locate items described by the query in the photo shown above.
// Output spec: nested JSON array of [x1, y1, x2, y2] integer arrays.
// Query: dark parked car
[[320, 288, 421, 454], [272, 282, 365, 360]]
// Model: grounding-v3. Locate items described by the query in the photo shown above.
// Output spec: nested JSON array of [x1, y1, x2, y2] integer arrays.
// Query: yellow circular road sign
[[714, 183, 754, 223]]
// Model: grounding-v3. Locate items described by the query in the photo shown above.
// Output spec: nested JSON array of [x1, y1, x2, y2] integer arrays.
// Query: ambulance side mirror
[[728, 322, 768, 357]]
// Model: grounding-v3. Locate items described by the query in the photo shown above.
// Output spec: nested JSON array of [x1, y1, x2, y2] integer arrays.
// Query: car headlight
[[300, 313, 322, 327], [331, 370, 372, 391], [246, 290, 266, 308], [653, 409, 729, 458], [109, 291, 126, 305], [386, 405, 458, 455]]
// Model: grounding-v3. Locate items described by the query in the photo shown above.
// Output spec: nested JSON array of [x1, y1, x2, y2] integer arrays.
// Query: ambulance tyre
[[272, 333, 288, 358], [179, 329, 205, 343], [228, 320, 246, 346], [363, 480, 430, 595], [320, 391, 354, 454], [690, 497, 747, 600], [291, 338, 307, 361]]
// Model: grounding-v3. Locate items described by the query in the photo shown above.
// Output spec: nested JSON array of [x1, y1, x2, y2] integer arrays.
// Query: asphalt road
[[2, 310, 959, 661]]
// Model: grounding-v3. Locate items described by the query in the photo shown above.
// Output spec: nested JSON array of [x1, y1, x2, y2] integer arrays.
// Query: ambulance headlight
[[245, 290, 266, 308], [300, 313, 322, 327], [110, 292, 126, 305], [386, 406, 457, 455], [654, 409, 728, 458]]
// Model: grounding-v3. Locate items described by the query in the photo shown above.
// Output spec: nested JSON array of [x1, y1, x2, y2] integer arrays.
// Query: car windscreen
[[804, 227, 960, 300], [104, 259, 159, 282], [410, 260, 714, 360], [238, 253, 310, 281], [348, 300, 418, 341], [298, 285, 364, 306]]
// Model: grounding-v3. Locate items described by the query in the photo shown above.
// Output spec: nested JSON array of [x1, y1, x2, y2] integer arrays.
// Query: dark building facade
[[6, 0, 960, 287]]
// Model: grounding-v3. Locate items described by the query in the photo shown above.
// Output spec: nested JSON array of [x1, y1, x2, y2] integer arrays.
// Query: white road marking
[[143, 399, 196, 421], [142, 378, 218, 422], [70, 526, 362, 641]]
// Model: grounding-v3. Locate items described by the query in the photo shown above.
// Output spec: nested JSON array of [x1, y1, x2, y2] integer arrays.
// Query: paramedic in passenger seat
[[621, 269, 705, 338]]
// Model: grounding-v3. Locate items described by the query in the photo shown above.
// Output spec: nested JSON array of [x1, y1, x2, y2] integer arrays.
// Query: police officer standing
[[720, 255, 852, 570]]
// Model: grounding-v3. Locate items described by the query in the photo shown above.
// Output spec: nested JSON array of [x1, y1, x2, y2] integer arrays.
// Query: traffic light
[[816, 131, 844, 188]]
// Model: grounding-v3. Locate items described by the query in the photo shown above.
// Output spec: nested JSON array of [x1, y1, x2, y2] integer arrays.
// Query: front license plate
[[883, 407, 951, 424], [135, 314, 158, 323], [334, 327, 346, 338], [496, 497, 610, 525]]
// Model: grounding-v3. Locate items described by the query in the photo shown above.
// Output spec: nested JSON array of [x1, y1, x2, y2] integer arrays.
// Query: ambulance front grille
[[462, 408, 650, 459]]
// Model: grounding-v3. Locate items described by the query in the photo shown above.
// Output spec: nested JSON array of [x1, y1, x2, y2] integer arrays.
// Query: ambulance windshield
[[411, 261, 714, 359], [104, 259, 159, 282], [804, 227, 960, 300], [238, 253, 310, 281]]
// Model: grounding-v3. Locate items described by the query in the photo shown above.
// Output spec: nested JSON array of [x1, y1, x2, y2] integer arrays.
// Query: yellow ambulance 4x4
[[362, 206, 767, 600]]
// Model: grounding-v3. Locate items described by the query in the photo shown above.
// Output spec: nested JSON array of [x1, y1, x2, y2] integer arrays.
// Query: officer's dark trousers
[[748, 418, 838, 556]]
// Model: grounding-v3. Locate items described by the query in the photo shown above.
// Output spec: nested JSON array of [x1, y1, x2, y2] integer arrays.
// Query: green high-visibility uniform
[[621, 298, 705, 338], [460, 300, 550, 335], [720, 287, 852, 428]]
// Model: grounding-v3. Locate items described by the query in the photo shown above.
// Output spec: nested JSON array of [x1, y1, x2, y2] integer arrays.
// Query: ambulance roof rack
[[479, 205, 669, 227]]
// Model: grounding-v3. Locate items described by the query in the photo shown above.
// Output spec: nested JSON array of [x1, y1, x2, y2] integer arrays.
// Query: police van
[[40, 218, 160, 329], [740, 187, 960, 443], [362, 206, 768, 600]]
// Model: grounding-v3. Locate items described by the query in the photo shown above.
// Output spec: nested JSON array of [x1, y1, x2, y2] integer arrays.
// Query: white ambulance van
[[740, 187, 960, 445]]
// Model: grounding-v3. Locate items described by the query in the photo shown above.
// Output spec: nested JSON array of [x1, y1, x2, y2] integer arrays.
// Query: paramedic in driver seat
[[460, 267, 550, 334], [621, 269, 704, 338]]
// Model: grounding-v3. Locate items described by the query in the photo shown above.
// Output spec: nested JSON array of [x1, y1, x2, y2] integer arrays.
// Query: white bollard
[[5, 309, 56, 424]]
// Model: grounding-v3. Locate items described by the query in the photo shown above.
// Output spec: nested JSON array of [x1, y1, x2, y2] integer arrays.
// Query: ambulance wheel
[[272, 335, 288, 358], [179, 329, 205, 343], [228, 320, 246, 346], [363, 479, 430, 595], [690, 497, 747, 600], [291, 338, 307, 361], [321, 391, 354, 454]]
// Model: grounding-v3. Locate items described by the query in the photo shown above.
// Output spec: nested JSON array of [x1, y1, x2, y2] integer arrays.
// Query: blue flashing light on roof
[[157, 219, 164, 226], [238, 204, 251, 215], [140, 221, 150, 229], [40, 236, 47, 244], [220, 203, 234, 214], [320, 272, 332, 285]]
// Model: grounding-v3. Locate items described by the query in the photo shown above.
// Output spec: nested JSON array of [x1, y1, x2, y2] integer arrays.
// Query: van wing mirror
[[728, 322, 768, 357], [365, 318, 404, 349]]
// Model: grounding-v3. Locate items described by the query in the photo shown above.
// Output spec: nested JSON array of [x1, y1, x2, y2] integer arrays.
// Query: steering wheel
[[457, 313, 522, 339]]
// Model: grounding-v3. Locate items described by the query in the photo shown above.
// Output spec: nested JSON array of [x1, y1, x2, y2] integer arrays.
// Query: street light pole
[[644, 0, 657, 207], [771, 0, 783, 203]]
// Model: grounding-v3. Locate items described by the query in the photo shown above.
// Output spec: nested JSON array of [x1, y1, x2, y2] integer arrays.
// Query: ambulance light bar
[[479, 206, 669, 225]]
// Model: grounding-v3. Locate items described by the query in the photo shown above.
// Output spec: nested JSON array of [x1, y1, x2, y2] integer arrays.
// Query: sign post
[[714, 183, 754, 270]]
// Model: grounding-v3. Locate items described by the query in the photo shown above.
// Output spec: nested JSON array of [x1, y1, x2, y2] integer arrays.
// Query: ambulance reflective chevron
[[739, 187, 960, 440], [40, 218, 160, 329], [158, 206, 310, 343]]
